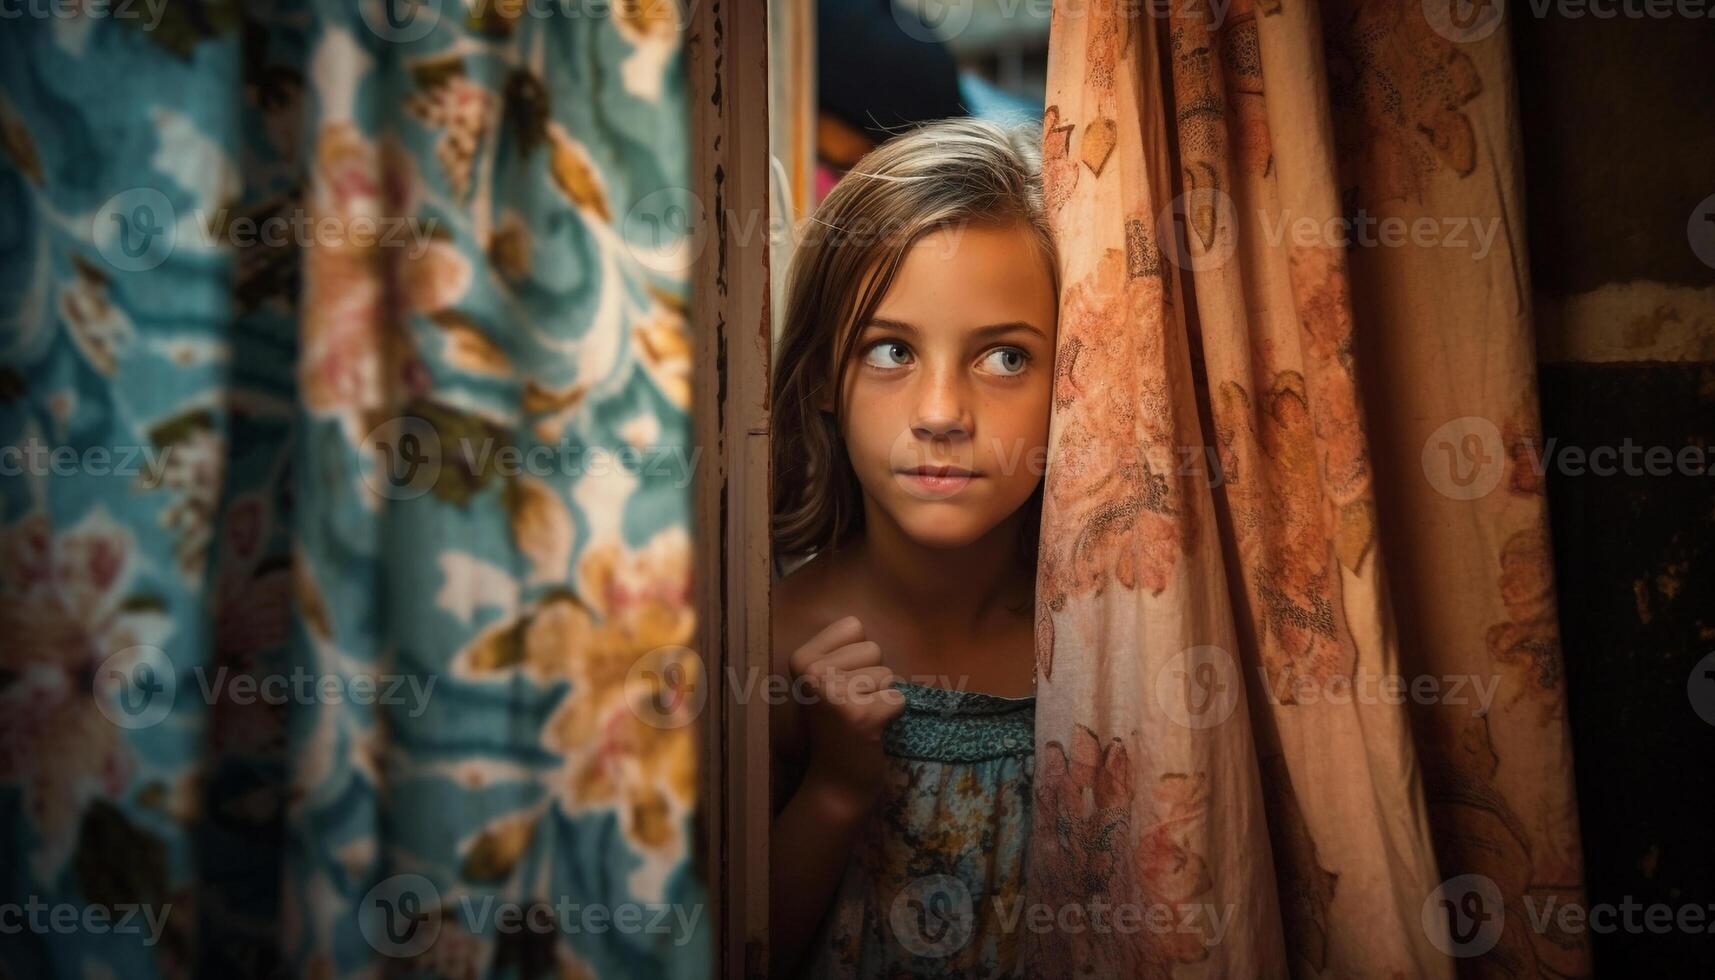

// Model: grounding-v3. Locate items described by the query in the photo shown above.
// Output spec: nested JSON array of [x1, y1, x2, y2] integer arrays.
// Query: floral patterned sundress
[[802, 679, 1036, 978]]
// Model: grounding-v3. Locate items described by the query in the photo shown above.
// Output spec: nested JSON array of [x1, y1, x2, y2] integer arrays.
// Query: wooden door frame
[[687, 1, 773, 975]]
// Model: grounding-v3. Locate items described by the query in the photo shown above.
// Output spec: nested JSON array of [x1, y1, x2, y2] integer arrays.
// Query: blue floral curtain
[[1, 2, 705, 977]]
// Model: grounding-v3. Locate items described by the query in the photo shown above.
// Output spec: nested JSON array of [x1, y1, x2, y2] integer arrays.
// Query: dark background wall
[[1513, 5, 1715, 975]]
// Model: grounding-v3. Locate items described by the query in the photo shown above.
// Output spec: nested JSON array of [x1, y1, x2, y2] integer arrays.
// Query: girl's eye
[[979, 347, 1029, 377], [862, 341, 913, 369]]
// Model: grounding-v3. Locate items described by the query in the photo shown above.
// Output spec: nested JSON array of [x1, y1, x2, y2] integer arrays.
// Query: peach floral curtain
[[1029, 2, 1588, 976]]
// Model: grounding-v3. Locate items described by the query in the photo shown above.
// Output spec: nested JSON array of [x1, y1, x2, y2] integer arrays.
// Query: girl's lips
[[895, 468, 978, 495]]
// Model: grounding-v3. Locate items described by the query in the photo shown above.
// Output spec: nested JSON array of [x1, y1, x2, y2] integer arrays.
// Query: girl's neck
[[852, 502, 1033, 636]]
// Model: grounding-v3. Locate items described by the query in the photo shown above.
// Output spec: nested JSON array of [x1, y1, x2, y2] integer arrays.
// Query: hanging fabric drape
[[1029, 2, 1589, 976], [1, 4, 704, 977]]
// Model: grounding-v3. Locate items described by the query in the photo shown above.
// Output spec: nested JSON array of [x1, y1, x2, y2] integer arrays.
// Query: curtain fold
[[1, 4, 704, 978], [1030, 2, 1590, 976]]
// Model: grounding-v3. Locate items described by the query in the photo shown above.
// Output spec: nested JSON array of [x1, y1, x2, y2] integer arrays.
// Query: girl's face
[[835, 222, 1058, 551]]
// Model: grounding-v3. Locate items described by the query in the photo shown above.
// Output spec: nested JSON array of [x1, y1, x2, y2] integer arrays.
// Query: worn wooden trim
[[687, 0, 772, 976], [770, 0, 817, 220]]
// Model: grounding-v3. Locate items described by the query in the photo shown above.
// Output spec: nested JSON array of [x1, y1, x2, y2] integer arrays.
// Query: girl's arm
[[769, 758, 877, 975], [768, 615, 904, 976]]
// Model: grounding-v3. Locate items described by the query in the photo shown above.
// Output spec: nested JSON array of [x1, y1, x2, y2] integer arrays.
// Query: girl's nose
[[910, 371, 972, 439]]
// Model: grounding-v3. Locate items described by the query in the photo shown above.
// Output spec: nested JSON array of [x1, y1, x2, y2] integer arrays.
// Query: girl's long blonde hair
[[771, 117, 1059, 559]]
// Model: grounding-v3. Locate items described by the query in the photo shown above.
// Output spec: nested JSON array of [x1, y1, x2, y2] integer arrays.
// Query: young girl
[[768, 118, 1059, 978]]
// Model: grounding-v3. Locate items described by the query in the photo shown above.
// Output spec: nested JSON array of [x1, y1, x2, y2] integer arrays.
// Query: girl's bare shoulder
[[771, 550, 860, 661], [769, 550, 863, 766]]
